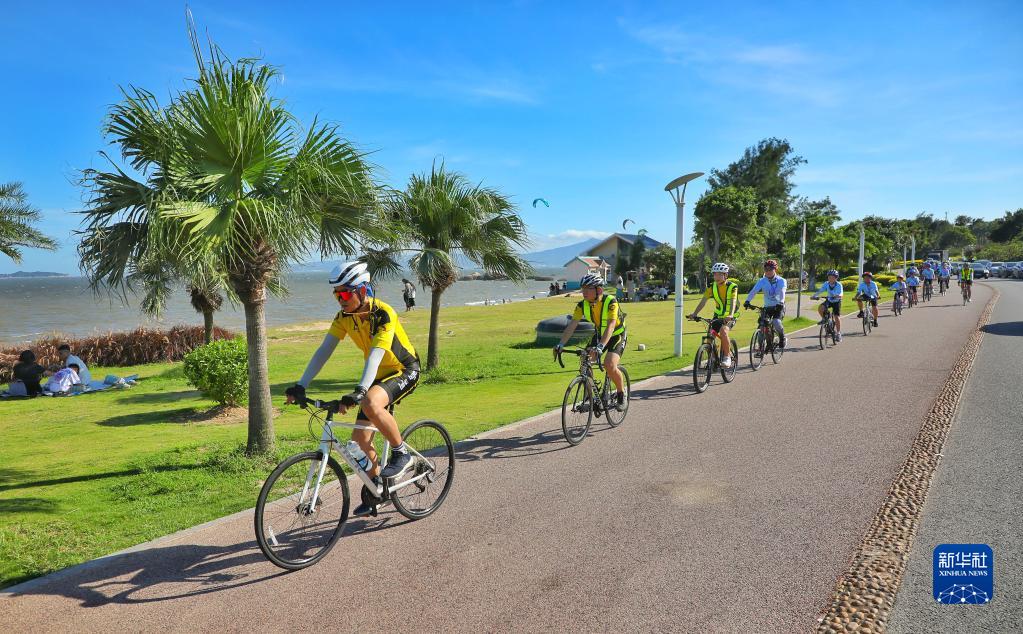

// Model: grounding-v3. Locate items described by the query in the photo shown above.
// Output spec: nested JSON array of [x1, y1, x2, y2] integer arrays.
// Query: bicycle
[[908, 287, 918, 308], [892, 290, 905, 316], [746, 304, 783, 370], [923, 280, 933, 302], [961, 282, 970, 306], [814, 299, 839, 349], [688, 316, 737, 393], [556, 347, 631, 445], [938, 277, 949, 296], [254, 396, 455, 570], [855, 295, 874, 335]]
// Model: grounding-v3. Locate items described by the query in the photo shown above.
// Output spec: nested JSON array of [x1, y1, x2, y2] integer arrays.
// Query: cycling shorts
[[961, 279, 973, 286], [710, 317, 736, 333], [820, 301, 841, 316], [591, 331, 627, 357], [859, 296, 878, 306], [356, 364, 420, 422]]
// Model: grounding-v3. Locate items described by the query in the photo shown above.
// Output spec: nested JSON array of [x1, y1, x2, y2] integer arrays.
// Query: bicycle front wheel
[[721, 338, 738, 382], [770, 333, 784, 364], [819, 323, 829, 350], [750, 330, 766, 370], [561, 376, 593, 445], [390, 419, 455, 520], [693, 344, 712, 393], [255, 451, 350, 571], [604, 366, 631, 427], [862, 314, 871, 336]]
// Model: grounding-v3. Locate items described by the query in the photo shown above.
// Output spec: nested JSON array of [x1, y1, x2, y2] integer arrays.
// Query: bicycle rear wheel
[[561, 376, 593, 444], [749, 330, 766, 370], [721, 338, 738, 382], [603, 366, 631, 427], [390, 419, 455, 520], [693, 344, 712, 393], [255, 452, 350, 571]]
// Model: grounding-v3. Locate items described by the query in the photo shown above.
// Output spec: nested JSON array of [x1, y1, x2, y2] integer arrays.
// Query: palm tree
[[129, 251, 227, 344], [0, 182, 58, 263], [381, 163, 531, 370], [78, 23, 383, 453]]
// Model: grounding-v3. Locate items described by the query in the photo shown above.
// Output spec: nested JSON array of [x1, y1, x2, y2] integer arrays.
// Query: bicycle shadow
[[6, 541, 285, 607], [458, 427, 575, 462]]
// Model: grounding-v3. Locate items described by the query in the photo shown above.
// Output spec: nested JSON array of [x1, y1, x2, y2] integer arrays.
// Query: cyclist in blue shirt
[[743, 259, 788, 349], [856, 271, 880, 327], [920, 262, 935, 297], [891, 274, 908, 312], [811, 269, 844, 342], [937, 261, 952, 293], [906, 268, 921, 304]]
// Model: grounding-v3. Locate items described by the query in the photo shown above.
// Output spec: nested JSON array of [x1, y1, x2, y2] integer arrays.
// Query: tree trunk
[[427, 287, 443, 370], [242, 291, 275, 454], [202, 308, 214, 344]]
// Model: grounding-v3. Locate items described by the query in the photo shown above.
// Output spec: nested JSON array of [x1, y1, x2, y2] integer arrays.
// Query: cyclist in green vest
[[958, 260, 974, 302], [687, 262, 739, 368], [554, 273, 628, 407]]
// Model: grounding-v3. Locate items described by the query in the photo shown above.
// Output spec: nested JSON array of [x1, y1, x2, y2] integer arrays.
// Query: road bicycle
[[746, 304, 783, 370], [254, 396, 455, 570], [961, 282, 970, 306], [688, 316, 738, 393], [923, 280, 933, 302], [855, 295, 874, 335], [938, 277, 949, 295], [908, 286, 918, 308], [892, 290, 905, 316], [556, 346, 631, 445], [814, 299, 840, 349]]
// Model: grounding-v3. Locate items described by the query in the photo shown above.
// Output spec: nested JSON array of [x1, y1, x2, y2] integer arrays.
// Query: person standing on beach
[[401, 278, 417, 312]]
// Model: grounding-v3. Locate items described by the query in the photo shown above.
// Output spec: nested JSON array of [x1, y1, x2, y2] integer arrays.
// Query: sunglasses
[[333, 288, 358, 301]]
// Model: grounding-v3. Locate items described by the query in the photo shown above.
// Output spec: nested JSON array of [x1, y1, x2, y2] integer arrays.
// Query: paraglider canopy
[[532, 198, 550, 208], [622, 218, 634, 231]]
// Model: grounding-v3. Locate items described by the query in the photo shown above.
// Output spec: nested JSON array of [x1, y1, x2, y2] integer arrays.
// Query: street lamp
[[665, 172, 704, 357]]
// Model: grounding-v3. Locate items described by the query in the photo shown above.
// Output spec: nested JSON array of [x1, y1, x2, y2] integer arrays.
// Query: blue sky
[[3, 1, 1021, 274]]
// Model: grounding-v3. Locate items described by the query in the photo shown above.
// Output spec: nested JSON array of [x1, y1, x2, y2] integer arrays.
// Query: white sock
[[394, 441, 409, 454]]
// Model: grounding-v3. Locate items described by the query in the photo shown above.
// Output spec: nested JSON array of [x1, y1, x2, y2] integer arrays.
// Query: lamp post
[[665, 172, 704, 357]]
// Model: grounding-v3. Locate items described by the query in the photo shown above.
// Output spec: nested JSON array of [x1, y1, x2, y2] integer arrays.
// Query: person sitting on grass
[[56, 344, 92, 385], [12, 350, 48, 397], [45, 363, 81, 394]]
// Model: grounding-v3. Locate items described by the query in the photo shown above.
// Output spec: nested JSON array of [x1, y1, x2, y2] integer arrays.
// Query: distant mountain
[[0, 271, 69, 279], [522, 238, 601, 267]]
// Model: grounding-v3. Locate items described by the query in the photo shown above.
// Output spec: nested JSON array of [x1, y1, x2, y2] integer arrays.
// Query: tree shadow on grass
[[0, 465, 196, 494], [0, 497, 59, 514], [96, 406, 205, 427], [117, 390, 202, 405]]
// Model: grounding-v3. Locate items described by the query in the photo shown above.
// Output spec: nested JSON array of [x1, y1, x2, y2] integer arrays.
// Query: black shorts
[[858, 296, 878, 306], [908, 285, 919, 293], [356, 364, 420, 422], [591, 332, 627, 357], [961, 279, 973, 286], [709, 317, 735, 332], [820, 301, 841, 315]]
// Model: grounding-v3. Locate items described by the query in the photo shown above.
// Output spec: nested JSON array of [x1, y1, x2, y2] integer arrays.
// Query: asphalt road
[[0, 283, 994, 632], [889, 278, 1023, 632]]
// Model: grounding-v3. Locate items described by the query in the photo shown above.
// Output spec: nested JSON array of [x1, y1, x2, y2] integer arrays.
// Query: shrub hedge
[[0, 325, 235, 384], [182, 337, 248, 406]]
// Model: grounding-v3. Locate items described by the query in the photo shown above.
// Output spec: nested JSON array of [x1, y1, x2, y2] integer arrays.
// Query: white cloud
[[549, 229, 610, 241]]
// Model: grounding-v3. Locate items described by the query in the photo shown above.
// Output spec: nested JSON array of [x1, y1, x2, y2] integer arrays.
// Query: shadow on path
[[981, 321, 1023, 337]]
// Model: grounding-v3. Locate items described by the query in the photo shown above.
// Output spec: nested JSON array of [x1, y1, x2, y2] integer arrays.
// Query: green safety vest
[[711, 280, 739, 318], [582, 294, 626, 336], [962, 268, 973, 280]]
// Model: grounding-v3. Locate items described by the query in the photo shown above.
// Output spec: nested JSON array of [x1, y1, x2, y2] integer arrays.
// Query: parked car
[[990, 262, 1005, 276], [975, 260, 993, 278]]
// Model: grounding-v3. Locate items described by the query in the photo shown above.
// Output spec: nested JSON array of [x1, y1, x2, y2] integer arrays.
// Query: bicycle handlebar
[[555, 346, 603, 368]]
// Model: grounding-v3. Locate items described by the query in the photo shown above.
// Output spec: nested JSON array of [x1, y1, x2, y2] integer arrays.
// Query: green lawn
[[0, 290, 891, 587]]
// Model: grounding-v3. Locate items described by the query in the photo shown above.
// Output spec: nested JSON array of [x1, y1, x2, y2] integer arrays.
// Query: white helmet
[[328, 261, 370, 288], [580, 273, 605, 288], [711, 262, 730, 274]]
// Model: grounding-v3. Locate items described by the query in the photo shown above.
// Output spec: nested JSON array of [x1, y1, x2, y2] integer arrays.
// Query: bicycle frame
[[305, 404, 435, 507]]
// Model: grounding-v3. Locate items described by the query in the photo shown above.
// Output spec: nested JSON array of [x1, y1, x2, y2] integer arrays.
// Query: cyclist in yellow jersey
[[958, 261, 974, 302], [687, 262, 739, 368], [285, 261, 420, 516], [553, 274, 627, 407]]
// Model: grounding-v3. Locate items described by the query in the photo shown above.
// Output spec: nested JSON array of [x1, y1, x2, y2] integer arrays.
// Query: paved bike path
[[0, 285, 992, 632], [889, 279, 1023, 632]]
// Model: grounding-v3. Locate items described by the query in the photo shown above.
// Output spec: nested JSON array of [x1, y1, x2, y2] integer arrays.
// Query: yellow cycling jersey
[[961, 267, 974, 280], [704, 280, 740, 318], [328, 298, 419, 379], [573, 294, 626, 336]]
